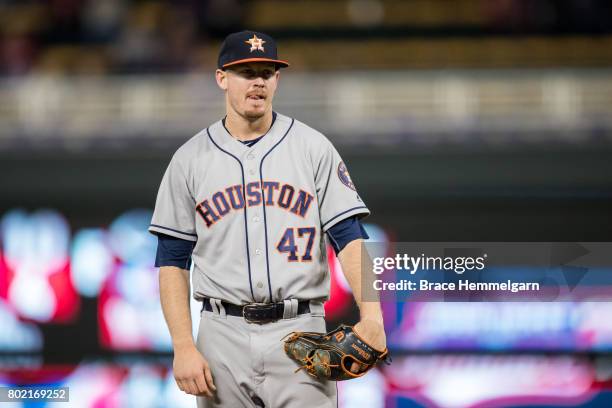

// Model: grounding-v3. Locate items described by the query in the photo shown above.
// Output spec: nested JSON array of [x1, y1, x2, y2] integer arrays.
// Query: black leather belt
[[200, 298, 310, 324]]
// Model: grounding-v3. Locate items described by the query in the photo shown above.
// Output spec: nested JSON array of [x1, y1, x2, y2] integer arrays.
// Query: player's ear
[[216, 69, 228, 91]]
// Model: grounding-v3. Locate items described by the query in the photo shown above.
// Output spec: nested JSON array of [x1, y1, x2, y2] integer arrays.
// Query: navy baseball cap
[[217, 30, 289, 70]]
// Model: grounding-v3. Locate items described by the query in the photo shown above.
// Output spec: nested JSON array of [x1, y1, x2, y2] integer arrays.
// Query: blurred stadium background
[[1, 0, 612, 407]]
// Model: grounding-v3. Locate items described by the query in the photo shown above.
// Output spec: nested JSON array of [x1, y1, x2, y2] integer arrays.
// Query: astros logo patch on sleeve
[[337, 162, 356, 191]]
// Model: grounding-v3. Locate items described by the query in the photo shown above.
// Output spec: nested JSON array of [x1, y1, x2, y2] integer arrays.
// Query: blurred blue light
[[71, 229, 114, 297], [0, 299, 43, 352], [108, 209, 156, 266], [1, 209, 70, 271], [115, 264, 159, 306], [119, 364, 164, 408]]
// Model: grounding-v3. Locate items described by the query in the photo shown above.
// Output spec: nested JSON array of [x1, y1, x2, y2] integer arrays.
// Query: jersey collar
[[208, 112, 293, 159]]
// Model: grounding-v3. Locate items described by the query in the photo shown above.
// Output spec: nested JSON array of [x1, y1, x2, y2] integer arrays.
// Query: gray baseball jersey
[[149, 112, 369, 305]]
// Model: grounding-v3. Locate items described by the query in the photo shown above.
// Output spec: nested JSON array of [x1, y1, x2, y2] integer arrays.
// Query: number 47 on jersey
[[276, 227, 315, 262]]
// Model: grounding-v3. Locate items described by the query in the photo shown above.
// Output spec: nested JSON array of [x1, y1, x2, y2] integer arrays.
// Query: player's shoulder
[[282, 114, 333, 148], [171, 125, 216, 163]]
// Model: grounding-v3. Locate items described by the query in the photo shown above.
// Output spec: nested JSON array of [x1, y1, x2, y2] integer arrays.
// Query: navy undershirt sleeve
[[155, 233, 196, 269], [326, 216, 369, 255]]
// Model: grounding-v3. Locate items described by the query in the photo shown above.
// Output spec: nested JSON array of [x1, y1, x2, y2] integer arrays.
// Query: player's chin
[[243, 106, 267, 119]]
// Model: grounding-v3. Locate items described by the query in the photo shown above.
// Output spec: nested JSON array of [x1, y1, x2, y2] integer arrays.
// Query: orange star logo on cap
[[245, 35, 266, 52]]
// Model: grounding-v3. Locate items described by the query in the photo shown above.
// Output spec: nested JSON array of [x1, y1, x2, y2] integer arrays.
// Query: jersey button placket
[[247, 153, 257, 175], [245, 152, 268, 301]]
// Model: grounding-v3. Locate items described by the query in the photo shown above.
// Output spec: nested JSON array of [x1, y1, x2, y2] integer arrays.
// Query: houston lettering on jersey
[[196, 181, 314, 228]]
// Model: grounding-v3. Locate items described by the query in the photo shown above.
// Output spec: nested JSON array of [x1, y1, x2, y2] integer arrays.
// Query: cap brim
[[222, 58, 290, 69]]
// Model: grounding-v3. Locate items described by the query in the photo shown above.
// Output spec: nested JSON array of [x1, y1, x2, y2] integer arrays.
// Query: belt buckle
[[243, 303, 278, 324]]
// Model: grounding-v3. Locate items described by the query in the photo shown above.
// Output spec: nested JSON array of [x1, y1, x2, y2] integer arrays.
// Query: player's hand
[[351, 318, 386, 373], [173, 345, 216, 397]]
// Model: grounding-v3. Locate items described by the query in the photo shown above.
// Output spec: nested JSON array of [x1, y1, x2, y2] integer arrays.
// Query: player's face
[[216, 62, 279, 120]]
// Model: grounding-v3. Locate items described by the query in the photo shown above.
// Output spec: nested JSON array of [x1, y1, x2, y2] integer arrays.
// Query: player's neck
[[225, 110, 274, 141]]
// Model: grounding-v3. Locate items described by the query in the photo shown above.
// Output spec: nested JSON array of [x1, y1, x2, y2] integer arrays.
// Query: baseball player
[[150, 30, 386, 407]]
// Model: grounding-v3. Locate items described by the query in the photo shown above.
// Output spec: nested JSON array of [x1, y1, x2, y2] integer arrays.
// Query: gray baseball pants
[[195, 298, 337, 408]]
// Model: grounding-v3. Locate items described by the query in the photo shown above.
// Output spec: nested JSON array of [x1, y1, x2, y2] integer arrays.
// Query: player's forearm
[[159, 266, 195, 351], [338, 239, 383, 323]]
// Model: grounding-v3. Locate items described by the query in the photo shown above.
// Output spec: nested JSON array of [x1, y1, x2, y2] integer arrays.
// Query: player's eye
[[239, 69, 255, 77], [238, 68, 274, 79]]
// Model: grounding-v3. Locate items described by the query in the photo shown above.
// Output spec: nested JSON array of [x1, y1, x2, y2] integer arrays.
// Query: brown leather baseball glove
[[283, 324, 391, 381]]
